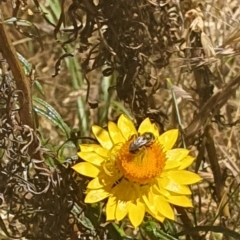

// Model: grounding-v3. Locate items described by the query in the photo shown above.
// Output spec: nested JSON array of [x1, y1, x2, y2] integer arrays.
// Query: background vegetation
[[1, 0, 240, 239]]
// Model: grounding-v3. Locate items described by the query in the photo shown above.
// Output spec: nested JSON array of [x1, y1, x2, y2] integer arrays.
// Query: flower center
[[115, 138, 166, 184]]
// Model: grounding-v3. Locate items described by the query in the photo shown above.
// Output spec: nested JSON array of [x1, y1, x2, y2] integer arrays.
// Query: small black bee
[[129, 132, 155, 154]]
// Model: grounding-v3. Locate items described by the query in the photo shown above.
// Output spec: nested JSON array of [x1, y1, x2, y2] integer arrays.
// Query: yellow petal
[[147, 208, 165, 223], [112, 179, 138, 201], [92, 125, 113, 149], [115, 200, 128, 221], [87, 173, 114, 189], [142, 187, 158, 214], [164, 149, 190, 170], [106, 196, 117, 220], [80, 144, 109, 158], [167, 170, 202, 185], [152, 123, 160, 137], [142, 191, 154, 211], [154, 180, 171, 197], [85, 188, 110, 203], [158, 129, 178, 151], [78, 152, 105, 166], [166, 148, 189, 162], [167, 183, 191, 195], [108, 121, 125, 144], [128, 200, 145, 228], [72, 162, 99, 178], [143, 189, 165, 223], [144, 196, 165, 222], [164, 160, 181, 170], [94, 148, 109, 158], [87, 177, 104, 189], [138, 118, 159, 137], [80, 144, 101, 152], [155, 195, 174, 220], [167, 195, 193, 207], [138, 118, 152, 135], [178, 155, 195, 170], [160, 178, 191, 195], [117, 114, 137, 140]]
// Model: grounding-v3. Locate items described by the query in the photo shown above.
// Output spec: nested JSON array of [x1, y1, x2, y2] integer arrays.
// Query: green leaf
[[16, 52, 32, 76], [144, 219, 178, 240], [33, 97, 71, 138]]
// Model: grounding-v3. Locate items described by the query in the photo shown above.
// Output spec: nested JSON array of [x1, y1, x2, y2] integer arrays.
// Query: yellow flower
[[72, 114, 201, 228]]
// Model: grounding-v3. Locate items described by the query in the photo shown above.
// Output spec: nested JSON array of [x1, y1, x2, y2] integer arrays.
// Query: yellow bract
[[72, 114, 201, 228]]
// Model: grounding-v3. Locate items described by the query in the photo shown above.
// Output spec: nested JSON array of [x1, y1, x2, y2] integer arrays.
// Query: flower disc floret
[[115, 139, 166, 184]]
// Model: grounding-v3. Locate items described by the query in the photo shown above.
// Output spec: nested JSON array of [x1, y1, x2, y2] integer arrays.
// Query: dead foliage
[[1, 0, 240, 239]]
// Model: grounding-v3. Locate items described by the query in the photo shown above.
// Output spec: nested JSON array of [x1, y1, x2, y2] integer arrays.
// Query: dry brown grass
[[1, 0, 240, 239]]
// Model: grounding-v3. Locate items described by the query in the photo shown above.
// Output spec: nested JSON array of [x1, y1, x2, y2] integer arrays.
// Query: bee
[[129, 132, 155, 154]]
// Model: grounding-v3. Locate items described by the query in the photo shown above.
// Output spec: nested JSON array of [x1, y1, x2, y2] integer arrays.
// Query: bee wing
[[130, 136, 149, 151]]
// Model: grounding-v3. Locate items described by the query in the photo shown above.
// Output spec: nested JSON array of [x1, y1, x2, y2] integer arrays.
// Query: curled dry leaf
[[190, 16, 204, 32], [201, 32, 216, 57], [185, 9, 202, 20]]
